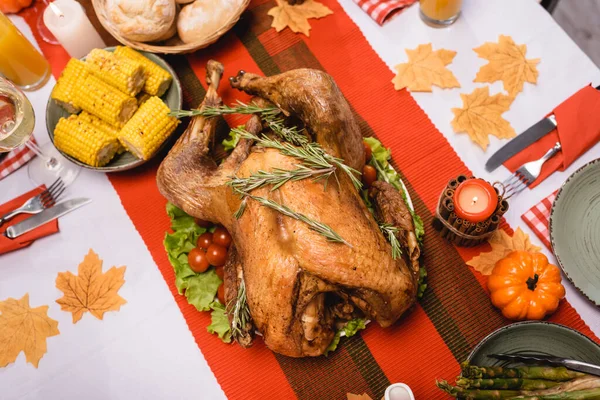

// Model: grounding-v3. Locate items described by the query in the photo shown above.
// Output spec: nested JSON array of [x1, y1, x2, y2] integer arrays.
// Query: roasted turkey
[[157, 60, 420, 357]]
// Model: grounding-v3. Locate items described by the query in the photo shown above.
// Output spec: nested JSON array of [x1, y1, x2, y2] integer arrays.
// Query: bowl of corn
[[46, 46, 182, 172]]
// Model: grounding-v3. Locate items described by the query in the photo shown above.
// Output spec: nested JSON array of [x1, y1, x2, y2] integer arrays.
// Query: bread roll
[[107, 0, 177, 42], [175, 0, 194, 4], [177, 0, 243, 44]]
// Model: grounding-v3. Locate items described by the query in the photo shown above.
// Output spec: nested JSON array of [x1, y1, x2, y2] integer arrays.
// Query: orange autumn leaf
[[0, 294, 59, 368], [474, 35, 540, 97], [392, 43, 460, 92], [56, 249, 127, 323], [268, 0, 333, 37], [451, 86, 516, 150], [467, 227, 542, 275]]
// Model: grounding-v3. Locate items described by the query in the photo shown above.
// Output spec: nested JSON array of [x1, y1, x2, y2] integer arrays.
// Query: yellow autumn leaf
[[0, 294, 60, 368], [268, 0, 333, 37], [467, 227, 542, 275], [451, 86, 516, 150], [56, 249, 127, 323], [392, 43, 461, 92], [474, 35, 540, 98]]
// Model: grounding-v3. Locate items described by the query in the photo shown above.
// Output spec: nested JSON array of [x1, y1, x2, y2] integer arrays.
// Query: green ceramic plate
[[46, 47, 182, 172], [468, 321, 600, 367], [549, 158, 600, 306]]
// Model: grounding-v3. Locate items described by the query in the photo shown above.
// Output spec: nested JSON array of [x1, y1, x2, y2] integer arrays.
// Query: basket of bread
[[92, 0, 250, 54]]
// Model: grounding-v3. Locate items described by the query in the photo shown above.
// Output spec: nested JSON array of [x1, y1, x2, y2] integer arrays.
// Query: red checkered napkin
[[521, 190, 558, 250], [0, 145, 35, 181], [353, 0, 417, 25]]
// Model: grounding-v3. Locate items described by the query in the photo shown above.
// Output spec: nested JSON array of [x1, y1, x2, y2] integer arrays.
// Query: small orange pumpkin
[[0, 0, 33, 14], [488, 250, 565, 321]]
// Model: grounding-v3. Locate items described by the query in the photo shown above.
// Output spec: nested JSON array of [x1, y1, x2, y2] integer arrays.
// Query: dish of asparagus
[[437, 362, 600, 399]]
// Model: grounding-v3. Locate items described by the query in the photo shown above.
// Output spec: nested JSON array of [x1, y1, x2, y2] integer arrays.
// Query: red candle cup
[[453, 179, 498, 223]]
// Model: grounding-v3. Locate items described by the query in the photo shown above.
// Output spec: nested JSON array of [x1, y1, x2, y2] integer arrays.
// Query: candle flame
[[49, 2, 65, 18], [471, 196, 478, 206]]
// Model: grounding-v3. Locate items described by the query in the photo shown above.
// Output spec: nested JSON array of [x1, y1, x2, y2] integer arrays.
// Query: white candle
[[43, 0, 106, 59]]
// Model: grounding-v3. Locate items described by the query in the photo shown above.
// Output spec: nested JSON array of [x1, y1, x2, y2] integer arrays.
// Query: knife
[[3, 198, 91, 239], [485, 84, 600, 172], [490, 353, 600, 377]]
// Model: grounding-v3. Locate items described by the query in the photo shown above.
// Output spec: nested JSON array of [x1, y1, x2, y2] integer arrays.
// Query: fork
[[0, 178, 65, 226], [502, 142, 562, 198]]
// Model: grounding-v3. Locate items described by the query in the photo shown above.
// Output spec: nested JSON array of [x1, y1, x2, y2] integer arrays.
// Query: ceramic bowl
[[549, 158, 600, 306], [468, 321, 600, 367], [46, 47, 182, 172]]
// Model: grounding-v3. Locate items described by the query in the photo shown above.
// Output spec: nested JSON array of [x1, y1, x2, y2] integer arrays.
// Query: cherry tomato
[[206, 243, 228, 266], [217, 284, 225, 304], [215, 266, 224, 280], [212, 226, 232, 248], [362, 165, 377, 188], [188, 248, 210, 273], [363, 141, 372, 162], [197, 232, 213, 250], [194, 218, 212, 228]]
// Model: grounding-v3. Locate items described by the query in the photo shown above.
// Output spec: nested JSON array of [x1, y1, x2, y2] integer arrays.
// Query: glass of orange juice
[[420, 0, 463, 27], [0, 12, 51, 91]]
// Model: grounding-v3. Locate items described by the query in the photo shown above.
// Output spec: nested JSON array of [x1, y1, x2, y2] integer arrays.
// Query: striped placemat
[[23, 0, 599, 398]]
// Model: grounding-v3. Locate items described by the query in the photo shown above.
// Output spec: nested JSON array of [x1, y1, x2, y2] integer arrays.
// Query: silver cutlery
[[3, 197, 91, 239], [486, 84, 600, 172], [0, 178, 65, 226], [502, 142, 562, 198], [490, 353, 600, 377]]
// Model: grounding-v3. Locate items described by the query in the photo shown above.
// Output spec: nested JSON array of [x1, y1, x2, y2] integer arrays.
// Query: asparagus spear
[[509, 388, 600, 399], [456, 378, 561, 391], [437, 380, 521, 399], [461, 362, 586, 381], [521, 377, 600, 397]]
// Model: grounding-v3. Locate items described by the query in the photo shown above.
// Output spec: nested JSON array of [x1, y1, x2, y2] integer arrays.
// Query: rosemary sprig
[[228, 277, 251, 339], [234, 127, 362, 190], [262, 113, 309, 146], [235, 189, 349, 245], [228, 165, 336, 193], [380, 223, 402, 260], [168, 101, 280, 119]]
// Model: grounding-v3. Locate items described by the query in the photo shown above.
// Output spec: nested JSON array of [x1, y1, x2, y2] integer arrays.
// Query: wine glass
[[0, 77, 80, 185], [36, 0, 60, 45]]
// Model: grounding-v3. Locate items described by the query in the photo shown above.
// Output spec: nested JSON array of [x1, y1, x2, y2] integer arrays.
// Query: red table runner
[[21, 1, 598, 398]]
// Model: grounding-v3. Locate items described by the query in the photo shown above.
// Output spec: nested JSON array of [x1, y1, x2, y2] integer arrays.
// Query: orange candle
[[0, 12, 51, 90], [453, 179, 498, 223]]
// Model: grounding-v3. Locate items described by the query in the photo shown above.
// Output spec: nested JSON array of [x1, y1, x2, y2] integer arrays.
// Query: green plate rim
[[45, 46, 182, 172], [549, 157, 600, 307], [467, 320, 600, 364]]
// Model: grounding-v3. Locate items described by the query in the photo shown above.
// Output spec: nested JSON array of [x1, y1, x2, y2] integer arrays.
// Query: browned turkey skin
[[157, 61, 418, 357]]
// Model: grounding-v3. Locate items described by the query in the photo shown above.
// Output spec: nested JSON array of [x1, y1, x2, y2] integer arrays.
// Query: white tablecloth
[[2, 1, 599, 398]]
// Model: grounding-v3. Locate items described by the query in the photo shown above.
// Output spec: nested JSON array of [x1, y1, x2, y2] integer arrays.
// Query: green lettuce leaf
[[164, 202, 221, 305], [185, 269, 222, 311], [325, 318, 367, 355], [208, 302, 232, 343], [417, 266, 428, 299], [222, 129, 241, 152], [363, 137, 424, 244]]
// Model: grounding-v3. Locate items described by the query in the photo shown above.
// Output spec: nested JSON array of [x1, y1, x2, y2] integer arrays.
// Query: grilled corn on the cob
[[54, 115, 120, 167], [119, 96, 179, 160], [74, 74, 138, 127], [51, 58, 88, 113], [78, 111, 126, 154], [114, 46, 172, 97], [86, 48, 145, 96]]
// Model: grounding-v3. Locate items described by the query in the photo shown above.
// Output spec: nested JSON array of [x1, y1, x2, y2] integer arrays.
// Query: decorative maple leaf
[[474, 35, 540, 98], [268, 0, 333, 37], [451, 86, 516, 150], [0, 294, 59, 368], [467, 227, 542, 275], [56, 249, 127, 323], [392, 43, 461, 92]]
